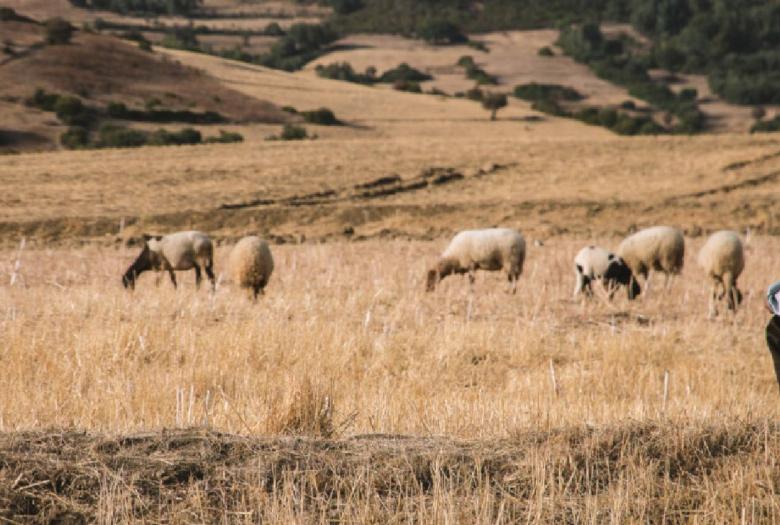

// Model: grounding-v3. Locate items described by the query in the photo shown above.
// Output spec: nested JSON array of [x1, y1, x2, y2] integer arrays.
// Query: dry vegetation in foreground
[[1, 236, 780, 520]]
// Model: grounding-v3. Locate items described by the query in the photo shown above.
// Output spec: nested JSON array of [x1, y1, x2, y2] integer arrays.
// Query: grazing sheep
[[426, 228, 525, 293], [228, 236, 274, 300], [698, 230, 744, 316], [573, 245, 640, 300], [122, 230, 215, 290], [617, 226, 685, 291]]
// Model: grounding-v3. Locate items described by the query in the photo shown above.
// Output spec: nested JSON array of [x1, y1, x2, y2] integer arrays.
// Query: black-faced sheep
[[122, 230, 215, 290], [573, 245, 640, 300], [426, 228, 525, 293], [228, 236, 274, 300], [617, 226, 685, 291], [698, 230, 744, 316]]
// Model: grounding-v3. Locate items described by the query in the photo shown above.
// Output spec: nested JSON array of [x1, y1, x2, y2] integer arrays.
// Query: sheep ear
[[141, 234, 152, 244]]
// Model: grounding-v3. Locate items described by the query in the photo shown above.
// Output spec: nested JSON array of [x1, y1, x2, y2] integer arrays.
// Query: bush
[[752, 117, 780, 133], [465, 87, 484, 101], [281, 124, 310, 140], [28, 88, 60, 112], [147, 127, 202, 146], [538, 46, 554, 57], [96, 124, 148, 148], [393, 80, 422, 93], [329, 0, 363, 15], [60, 127, 89, 149], [315, 62, 375, 84], [264, 22, 285, 37], [379, 63, 432, 83], [54, 96, 92, 126], [457, 55, 475, 68], [418, 19, 467, 45], [45, 18, 74, 45], [205, 130, 244, 143], [465, 64, 497, 85], [513, 83, 583, 102], [481, 92, 508, 120], [301, 108, 341, 125]]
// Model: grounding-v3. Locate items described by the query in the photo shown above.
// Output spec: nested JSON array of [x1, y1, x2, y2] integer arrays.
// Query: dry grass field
[[6, 10, 780, 520], [1, 234, 780, 521]]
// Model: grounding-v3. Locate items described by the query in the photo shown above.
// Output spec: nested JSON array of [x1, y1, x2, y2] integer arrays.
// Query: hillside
[[0, 14, 292, 151]]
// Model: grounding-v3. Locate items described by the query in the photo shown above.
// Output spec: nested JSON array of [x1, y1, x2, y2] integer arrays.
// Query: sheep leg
[[708, 281, 718, 319], [205, 260, 216, 290], [194, 265, 202, 289], [723, 273, 739, 311], [168, 268, 177, 289], [508, 272, 518, 295]]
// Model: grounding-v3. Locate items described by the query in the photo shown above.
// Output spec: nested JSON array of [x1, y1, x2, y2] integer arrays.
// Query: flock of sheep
[[121, 225, 745, 316]]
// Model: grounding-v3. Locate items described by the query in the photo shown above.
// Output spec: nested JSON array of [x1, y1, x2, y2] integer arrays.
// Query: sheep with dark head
[[426, 228, 525, 293], [122, 230, 214, 290], [573, 245, 640, 300]]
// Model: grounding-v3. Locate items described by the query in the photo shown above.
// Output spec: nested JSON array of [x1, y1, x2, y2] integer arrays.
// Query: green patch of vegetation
[[456, 57, 498, 85], [315, 62, 431, 86], [204, 130, 244, 143], [315, 62, 377, 84], [513, 83, 583, 102], [259, 23, 339, 71], [44, 18, 75, 45], [418, 19, 468, 45], [530, 97, 665, 136], [751, 117, 780, 134], [68, 0, 203, 16], [481, 92, 508, 120], [267, 124, 314, 141], [379, 63, 431, 83], [392, 80, 422, 93], [106, 102, 226, 124], [557, 23, 705, 133], [301, 108, 342, 126], [538, 46, 554, 57]]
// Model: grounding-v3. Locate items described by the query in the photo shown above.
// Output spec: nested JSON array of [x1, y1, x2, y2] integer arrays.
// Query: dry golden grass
[[1, 236, 780, 520]]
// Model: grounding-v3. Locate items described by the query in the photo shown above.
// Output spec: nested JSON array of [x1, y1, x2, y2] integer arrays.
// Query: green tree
[[482, 92, 508, 120], [45, 18, 74, 45]]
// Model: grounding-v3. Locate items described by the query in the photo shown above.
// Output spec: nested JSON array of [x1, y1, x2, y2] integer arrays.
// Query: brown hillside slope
[[0, 17, 290, 150]]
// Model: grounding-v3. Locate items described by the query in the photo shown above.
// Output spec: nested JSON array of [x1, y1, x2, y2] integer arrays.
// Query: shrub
[[54, 96, 91, 126], [147, 127, 202, 146], [598, 107, 618, 128], [393, 80, 422, 93], [531, 98, 566, 116], [301, 108, 341, 126], [751, 117, 780, 133], [465, 87, 484, 101], [45, 18, 74, 45], [329, 0, 363, 15], [418, 19, 467, 45], [28, 88, 60, 112], [97, 124, 148, 148], [315, 62, 375, 84], [457, 55, 476, 68], [60, 127, 90, 149], [513, 83, 583, 102], [379, 63, 432, 83], [465, 64, 497, 85], [538, 46, 555, 57], [267, 124, 310, 141], [205, 130, 244, 143], [264, 22, 285, 37], [481, 92, 508, 120]]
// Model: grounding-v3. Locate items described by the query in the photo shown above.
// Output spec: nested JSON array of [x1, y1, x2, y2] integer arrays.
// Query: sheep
[[617, 226, 685, 292], [426, 228, 525, 293], [573, 245, 640, 300], [228, 236, 274, 300], [697, 230, 744, 316], [122, 230, 214, 290]]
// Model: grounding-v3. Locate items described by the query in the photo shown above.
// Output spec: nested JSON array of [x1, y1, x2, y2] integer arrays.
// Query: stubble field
[[2, 232, 780, 521]]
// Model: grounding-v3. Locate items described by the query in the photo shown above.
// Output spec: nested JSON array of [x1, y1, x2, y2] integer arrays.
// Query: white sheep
[[228, 236, 274, 299], [426, 228, 525, 293], [573, 245, 640, 300], [617, 226, 685, 291], [122, 230, 214, 290], [697, 230, 744, 316]]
